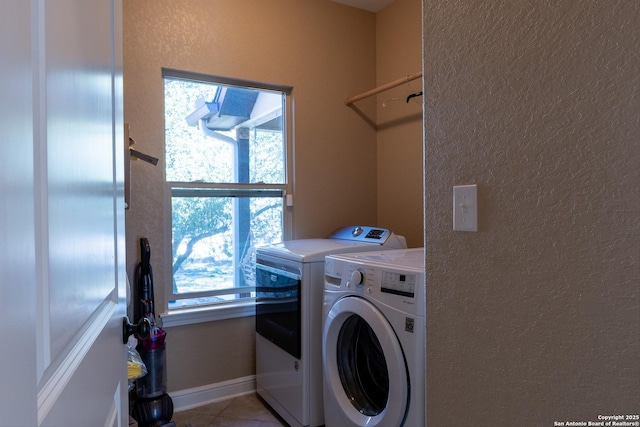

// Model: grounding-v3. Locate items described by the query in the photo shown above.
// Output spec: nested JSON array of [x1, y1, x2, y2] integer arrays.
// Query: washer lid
[[257, 238, 382, 263], [255, 226, 406, 263], [327, 247, 424, 271]]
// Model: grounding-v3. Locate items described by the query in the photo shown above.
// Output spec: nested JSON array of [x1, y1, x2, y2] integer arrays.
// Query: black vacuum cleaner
[[131, 238, 175, 427]]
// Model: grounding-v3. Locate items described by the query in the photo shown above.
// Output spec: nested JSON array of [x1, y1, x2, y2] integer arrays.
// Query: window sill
[[159, 300, 256, 328]]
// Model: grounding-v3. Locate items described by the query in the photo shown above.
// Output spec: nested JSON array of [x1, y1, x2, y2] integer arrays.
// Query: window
[[162, 69, 292, 317]]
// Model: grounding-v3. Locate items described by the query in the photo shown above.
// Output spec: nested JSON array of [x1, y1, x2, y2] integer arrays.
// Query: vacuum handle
[[122, 317, 151, 344], [140, 238, 151, 276]]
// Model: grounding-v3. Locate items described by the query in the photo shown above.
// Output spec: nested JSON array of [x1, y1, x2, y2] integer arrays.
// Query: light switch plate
[[453, 185, 477, 232]]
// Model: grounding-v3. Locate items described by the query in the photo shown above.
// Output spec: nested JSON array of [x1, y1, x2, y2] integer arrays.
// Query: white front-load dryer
[[322, 248, 425, 427]]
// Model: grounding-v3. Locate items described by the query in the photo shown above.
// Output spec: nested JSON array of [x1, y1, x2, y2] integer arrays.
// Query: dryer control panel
[[329, 226, 401, 245]]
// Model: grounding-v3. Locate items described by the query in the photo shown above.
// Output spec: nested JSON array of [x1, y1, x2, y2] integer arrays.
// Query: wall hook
[[406, 91, 423, 103]]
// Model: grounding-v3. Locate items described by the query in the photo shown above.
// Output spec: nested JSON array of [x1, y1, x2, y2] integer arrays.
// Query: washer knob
[[350, 270, 364, 287]]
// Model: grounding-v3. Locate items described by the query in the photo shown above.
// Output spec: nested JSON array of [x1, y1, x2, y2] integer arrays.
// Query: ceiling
[[330, 0, 395, 13]]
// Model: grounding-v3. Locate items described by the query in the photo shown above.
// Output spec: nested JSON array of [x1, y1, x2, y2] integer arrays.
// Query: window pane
[[164, 78, 286, 185], [171, 195, 233, 294], [165, 79, 234, 183], [251, 129, 285, 183], [171, 194, 284, 296], [164, 71, 290, 310]]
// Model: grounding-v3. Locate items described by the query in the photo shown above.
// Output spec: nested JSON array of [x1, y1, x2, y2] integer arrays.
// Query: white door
[[0, 1, 127, 426]]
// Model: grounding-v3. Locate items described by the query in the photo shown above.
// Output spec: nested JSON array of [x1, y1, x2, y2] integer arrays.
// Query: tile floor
[[170, 393, 288, 427]]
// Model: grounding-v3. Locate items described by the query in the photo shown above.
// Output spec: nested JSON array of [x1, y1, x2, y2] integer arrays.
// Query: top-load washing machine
[[322, 247, 425, 427], [255, 226, 407, 427]]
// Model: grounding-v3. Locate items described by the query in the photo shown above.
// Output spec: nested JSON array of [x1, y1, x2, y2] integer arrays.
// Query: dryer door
[[323, 296, 409, 427]]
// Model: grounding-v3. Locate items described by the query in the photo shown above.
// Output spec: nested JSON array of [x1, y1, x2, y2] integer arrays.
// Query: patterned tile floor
[[170, 393, 288, 427]]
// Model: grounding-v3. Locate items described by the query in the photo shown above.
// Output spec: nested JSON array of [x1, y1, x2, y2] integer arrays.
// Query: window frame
[[160, 69, 294, 326]]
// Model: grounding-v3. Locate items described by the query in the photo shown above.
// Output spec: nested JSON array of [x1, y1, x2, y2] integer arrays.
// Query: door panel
[[39, 0, 127, 424], [0, 1, 38, 425], [44, 0, 117, 371], [0, 0, 126, 426], [39, 304, 120, 426]]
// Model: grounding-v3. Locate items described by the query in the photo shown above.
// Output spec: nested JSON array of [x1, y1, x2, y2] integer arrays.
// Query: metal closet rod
[[344, 71, 423, 106]]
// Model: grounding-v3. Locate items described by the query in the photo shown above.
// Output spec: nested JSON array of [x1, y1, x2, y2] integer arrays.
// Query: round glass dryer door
[[323, 296, 409, 427]]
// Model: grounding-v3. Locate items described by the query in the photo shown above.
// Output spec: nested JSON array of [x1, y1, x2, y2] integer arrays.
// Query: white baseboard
[[169, 375, 256, 412]]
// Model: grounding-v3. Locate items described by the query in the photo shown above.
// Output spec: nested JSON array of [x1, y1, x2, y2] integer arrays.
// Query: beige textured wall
[[376, 0, 424, 248], [167, 317, 256, 391], [123, 0, 376, 391], [423, 0, 640, 425]]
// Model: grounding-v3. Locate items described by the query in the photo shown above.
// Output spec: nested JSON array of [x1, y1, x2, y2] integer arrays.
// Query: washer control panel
[[325, 250, 424, 317], [381, 271, 416, 298]]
